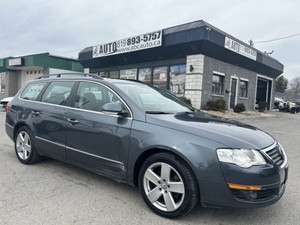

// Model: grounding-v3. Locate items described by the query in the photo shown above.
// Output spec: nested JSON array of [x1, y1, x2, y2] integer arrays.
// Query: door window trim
[[18, 80, 133, 119]]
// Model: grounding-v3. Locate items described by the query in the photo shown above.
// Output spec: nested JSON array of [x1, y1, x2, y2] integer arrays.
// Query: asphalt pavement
[[0, 110, 299, 225]]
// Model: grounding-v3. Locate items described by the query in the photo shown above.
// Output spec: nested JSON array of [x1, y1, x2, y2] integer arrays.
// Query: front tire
[[138, 152, 199, 218], [15, 127, 41, 164]]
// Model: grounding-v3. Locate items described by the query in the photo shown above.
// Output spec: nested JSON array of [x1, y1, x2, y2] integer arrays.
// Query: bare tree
[[290, 77, 300, 93]]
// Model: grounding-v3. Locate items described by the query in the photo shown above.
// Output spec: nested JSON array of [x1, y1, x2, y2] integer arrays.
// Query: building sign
[[224, 37, 257, 60], [93, 30, 162, 58], [8, 57, 24, 66]]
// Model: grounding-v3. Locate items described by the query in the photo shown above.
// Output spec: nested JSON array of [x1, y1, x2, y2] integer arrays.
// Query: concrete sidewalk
[[202, 110, 279, 120]]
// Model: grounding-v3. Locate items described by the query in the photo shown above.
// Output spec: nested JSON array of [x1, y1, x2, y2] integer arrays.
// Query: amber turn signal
[[228, 184, 262, 190]]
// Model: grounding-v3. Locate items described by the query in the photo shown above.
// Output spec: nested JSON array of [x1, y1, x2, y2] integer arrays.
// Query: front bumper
[[199, 143, 289, 208]]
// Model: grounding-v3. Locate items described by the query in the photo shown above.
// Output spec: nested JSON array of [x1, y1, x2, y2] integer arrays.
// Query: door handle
[[31, 111, 40, 116], [67, 118, 79, 125]]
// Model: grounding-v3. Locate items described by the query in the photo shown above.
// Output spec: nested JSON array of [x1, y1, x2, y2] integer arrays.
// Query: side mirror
[[101, 103, 128, 117]]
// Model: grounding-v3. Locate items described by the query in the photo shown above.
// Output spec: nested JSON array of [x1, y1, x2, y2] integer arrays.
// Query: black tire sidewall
[[138, 152, 198, 218]]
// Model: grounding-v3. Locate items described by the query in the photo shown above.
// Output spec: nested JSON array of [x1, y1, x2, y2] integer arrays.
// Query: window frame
[[239, 79, 249, 98], [71, 81, 132, 118], [212, 73, 225, 96]]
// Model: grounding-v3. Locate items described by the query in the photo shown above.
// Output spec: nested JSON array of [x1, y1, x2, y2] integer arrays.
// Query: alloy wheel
[[143, 162, 185, 212], [16, 131, 32, 160]]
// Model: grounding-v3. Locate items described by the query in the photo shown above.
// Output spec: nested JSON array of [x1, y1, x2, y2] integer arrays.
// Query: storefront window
[[169, 64, 186, 97], [138, 68, 152, 85], [239, 80, 248, 98], [120, 68, 137, 80], [153, 66, 167, 89], [99, 72, 109, 78], [212, 74, 224, 95], [0, 73, 5, 93], [109, 71, 120, 79]]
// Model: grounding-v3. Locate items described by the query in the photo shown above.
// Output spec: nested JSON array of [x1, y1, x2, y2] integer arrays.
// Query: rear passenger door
[[65, 81, 132, 179], [34, 81, 75, 160]]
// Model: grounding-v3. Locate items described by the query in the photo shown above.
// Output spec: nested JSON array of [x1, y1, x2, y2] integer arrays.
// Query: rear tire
[[15, 127, 41, 164], [138, 152, 199, 218]]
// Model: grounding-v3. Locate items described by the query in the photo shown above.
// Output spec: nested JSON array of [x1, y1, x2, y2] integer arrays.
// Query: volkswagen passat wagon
[[5, 73, 288, 218]]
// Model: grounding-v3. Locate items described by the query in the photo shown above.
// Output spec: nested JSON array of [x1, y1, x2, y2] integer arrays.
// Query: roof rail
[[35, 73, 102, 80]]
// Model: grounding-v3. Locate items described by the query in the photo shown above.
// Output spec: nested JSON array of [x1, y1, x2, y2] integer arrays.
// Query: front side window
[[75, 82, 122, 112], [170, 64, 186, 97], [41, 81, 74, 105], [20, 82, 47, 101], [239, 80, 248, 98], [153, 66, 167, 89], [212, 74, 224, 95]]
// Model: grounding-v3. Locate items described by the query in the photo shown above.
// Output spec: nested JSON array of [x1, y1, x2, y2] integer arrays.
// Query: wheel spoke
[[163, 191, 176, 211], [168, 181, 184, 194], [22, 148, 27, 160], [19, 133, 25, 143], [23, 133, 29, 144], [144, 169, 160, 185], [160, 163, 171, 182], [146, 187, 162, 203]]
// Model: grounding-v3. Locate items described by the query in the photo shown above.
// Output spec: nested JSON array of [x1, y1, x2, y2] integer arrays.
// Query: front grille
[[264, 145, 284, 166]]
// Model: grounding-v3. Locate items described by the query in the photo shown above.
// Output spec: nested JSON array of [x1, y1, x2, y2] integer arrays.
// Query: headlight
[[217, 149, 266, 168]]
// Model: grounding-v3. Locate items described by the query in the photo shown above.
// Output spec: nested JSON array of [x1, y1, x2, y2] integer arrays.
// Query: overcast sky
[[1, 0, 299, 81]]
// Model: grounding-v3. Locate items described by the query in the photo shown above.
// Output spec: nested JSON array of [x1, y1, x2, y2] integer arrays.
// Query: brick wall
[[184, 54, 204, 109], [202, 55, 258, 110]]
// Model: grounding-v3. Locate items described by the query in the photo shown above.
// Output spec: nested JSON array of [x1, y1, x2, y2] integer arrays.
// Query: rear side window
[[41, 81, 75, 105], [20, 82, 47, 101]]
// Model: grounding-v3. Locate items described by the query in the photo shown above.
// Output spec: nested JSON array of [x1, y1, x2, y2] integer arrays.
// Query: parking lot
[[0, 110, 299, 225]]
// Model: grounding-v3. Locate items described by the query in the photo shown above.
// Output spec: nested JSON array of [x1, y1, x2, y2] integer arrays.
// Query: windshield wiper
[[145, 111, 174, 114]]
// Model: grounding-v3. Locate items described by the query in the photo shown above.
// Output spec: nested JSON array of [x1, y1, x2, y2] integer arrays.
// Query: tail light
[[6, 101, 10, 110]]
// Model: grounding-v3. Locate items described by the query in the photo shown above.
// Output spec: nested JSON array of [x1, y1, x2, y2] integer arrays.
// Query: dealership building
[[79, 20, 283, 110], [0, 53, 84, 99]]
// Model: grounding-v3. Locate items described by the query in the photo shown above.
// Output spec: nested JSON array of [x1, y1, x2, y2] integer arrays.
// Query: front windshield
[[114, 82, 194, 113]]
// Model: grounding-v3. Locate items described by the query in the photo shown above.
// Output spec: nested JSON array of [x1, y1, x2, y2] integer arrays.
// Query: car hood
[[146, 111, 275, 149]]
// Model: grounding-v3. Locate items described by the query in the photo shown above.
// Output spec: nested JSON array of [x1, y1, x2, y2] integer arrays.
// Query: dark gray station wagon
[[5, 73, 288, 218]]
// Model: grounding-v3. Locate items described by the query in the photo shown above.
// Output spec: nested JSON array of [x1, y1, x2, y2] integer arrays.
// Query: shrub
[[258, 101, 267, 112], [179, 96, 191, 105], [206, 99, 226, 112], [233, 103, 246, 113], [206, 100, 216, 110], [215, 99, 226, 112]]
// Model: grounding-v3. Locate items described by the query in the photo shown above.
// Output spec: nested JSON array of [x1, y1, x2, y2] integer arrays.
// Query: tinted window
[[153, 66, 167, 89], [212, 74, 225, 95], [239, 80, 248, 98], [120, 69, 137, 80], [41, 81, 74, 105], [20, 82, 47, 101], [75, 82, 122, 112], [170, 64, 186, 97], [138, 68, 151, 85]]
